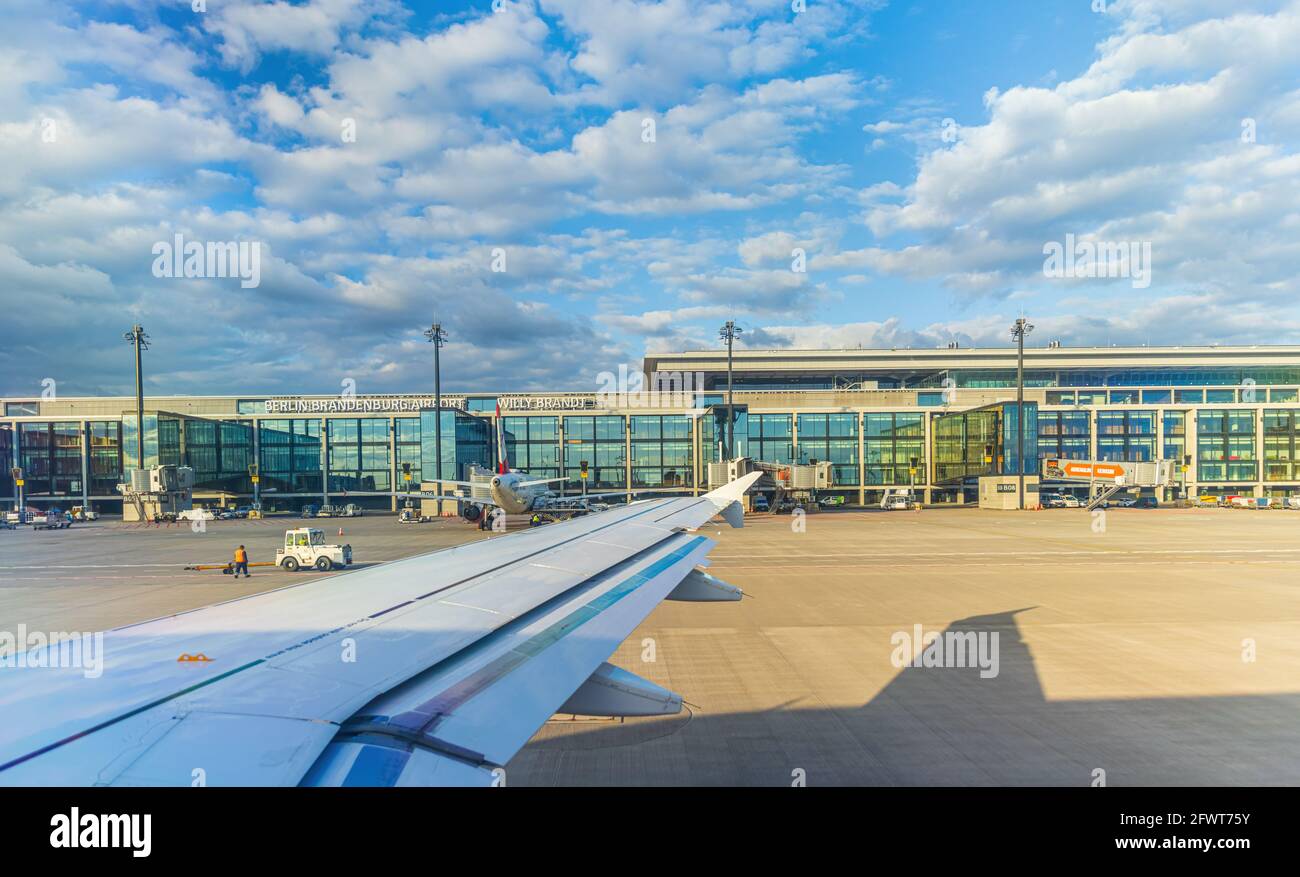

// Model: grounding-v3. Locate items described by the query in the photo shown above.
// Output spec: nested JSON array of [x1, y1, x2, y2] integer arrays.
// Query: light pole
[[123, 324, 149, 472], [719, 320, 742, 461], [1010, 317, 1034, 509], [424, 322, 448, 517]]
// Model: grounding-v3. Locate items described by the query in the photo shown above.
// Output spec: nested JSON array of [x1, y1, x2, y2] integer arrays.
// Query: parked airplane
[[0, 473, 762, 786], [423, 404, 647, 519]]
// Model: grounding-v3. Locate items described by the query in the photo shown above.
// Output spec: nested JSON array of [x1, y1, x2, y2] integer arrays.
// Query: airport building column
[[79, 420, 90, 506], [924, 410, 934, 503], [252, 418, 261, 509], [790, 411, 798, 464], [1157, 406, 1167, 501], [1254, 409, 1266, 498], [1089, 408, 1099, 459], [389, 415, 398, 513], [9, 424, 17, 510], [1186, 410, 1199, 498], [320, 416, 329, 508], [857, 410, 865, 507], [691, 412, 702, 496], [624, 417, 632, 502]]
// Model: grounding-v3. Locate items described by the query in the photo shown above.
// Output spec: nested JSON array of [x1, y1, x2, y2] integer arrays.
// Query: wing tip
[[705, 471, 762, 527]]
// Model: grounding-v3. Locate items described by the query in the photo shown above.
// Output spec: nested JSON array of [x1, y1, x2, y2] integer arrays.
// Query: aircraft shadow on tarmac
[[511, 608, 1300, 787]]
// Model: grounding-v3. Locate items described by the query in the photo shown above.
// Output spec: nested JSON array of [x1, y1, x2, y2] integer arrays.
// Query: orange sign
[[177, 653, 213, 663], [1045, 459, 1125, 480]]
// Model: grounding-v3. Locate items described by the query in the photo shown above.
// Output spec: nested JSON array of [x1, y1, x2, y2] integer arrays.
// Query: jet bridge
[[707, 457, 833, 512], [1041, 458, 1178, 510]]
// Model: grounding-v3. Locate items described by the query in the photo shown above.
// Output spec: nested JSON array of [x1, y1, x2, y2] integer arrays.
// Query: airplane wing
[[413, 492, 502, 508], [515, 476, 569, 488], [0, 473, 761, 787]]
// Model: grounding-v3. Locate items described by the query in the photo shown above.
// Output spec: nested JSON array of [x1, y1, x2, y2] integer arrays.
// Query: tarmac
[[3, 505, 1298, 786]]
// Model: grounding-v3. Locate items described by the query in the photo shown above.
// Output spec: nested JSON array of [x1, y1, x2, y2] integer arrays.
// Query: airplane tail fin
[[496, 402, 509, 474]]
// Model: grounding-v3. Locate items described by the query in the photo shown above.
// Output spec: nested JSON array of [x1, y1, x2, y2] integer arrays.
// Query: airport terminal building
[[4, 344, 1300, 512]]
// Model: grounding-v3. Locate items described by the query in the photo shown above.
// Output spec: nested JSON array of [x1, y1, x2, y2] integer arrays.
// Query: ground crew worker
[[233, 544, 250, 578], [529, 513, 542, 527]]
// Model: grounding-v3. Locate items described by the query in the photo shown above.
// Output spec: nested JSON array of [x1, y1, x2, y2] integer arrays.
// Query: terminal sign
[[266, 397, 466, 414]]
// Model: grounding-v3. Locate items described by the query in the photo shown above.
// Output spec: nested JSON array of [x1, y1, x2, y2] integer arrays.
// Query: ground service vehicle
[[880, 488, 915, 510], [34, 514, 71, 530], [275, 528, 352, 571]]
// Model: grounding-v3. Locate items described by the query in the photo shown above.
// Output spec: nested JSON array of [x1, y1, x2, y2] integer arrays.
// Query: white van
[[178, 508, 216, 522]]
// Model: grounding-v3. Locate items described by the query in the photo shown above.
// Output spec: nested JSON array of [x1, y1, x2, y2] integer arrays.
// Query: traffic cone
[[338, 527, 344, 537]]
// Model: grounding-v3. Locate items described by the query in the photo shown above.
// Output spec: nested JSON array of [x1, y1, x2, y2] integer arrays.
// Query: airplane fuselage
[[489, 473, 548, 515]]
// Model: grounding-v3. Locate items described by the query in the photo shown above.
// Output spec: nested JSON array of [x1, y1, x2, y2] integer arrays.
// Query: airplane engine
[[461, 504, 482, 522]]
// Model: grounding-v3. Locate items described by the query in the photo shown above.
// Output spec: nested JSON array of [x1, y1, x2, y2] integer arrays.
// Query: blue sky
[[2, 0, 1299, 397]]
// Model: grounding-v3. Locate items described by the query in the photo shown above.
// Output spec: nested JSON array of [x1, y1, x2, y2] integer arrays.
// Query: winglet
[[703, 471, 762, 528]]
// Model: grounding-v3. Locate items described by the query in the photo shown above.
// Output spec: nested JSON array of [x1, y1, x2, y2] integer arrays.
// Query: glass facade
[[185, 419, 254, 494], [17, 421, 82, 497], [630, 415, 692, 488], [563, 415, 626, 488], [747, 414, 793, 464], [1263, 410, 1299, 482], [420, 409, 491, 485], [1097, 411, 1157, 462], [502, 416, 559, 481], [1002, 402, 1038, 475], [863, 413, 923, 486], [0, 424, 13, 497], [395, 417, 422, 488], [1197, 410, 1256, 482], [797, 413, 859, 485], [1038, 411, 1090, 463], [700, 406, 747, 465], [933, 402, 1036, 483], [1162, 411, 1187, 465], [327, 418, 391, 492], [933, 407, 1000, 483], [259, 418, 323, 494]]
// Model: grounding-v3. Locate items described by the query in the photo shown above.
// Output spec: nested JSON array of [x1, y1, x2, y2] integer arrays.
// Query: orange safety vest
[[234, 548, 247, 563]]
